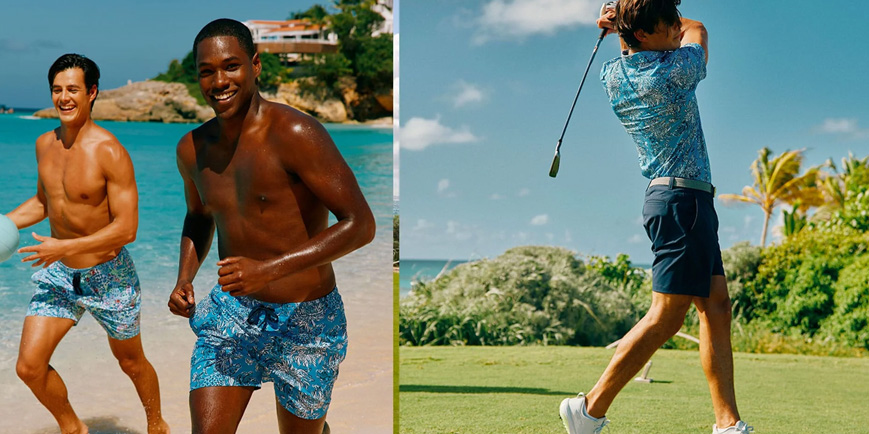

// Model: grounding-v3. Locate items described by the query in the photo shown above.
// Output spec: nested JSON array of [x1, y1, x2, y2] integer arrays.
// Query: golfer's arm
[[680, 18, 708, 63], [7, 195, 48, 229]]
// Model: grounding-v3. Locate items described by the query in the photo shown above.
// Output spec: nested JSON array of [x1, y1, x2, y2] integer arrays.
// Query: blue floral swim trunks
[[189, 285, 348, 420], [26, 247, 141, 340]]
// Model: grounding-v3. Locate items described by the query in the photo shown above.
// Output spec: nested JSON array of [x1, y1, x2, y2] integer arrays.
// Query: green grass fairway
[[399, 346, 869, 433]]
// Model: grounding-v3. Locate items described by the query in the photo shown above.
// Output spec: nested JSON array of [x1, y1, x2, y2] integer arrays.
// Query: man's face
[[51, 68, 95, 124], [196, 36, 261, 119], [638, 18, 682, 52]]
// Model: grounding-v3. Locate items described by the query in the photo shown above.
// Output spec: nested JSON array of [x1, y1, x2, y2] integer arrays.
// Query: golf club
[[549, 2, 615, 178]]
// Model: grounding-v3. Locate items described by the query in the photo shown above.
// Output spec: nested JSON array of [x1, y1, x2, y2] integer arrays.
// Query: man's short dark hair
[[48, 53, 100, 108], [616, 0, 682, 48], [193, 18, 257, 61]]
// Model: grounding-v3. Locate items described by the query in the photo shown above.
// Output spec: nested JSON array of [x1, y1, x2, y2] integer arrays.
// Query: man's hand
[[597, 5, 617, 36], [168, 280, 196, 317], [18, 233, 68, 268], [217, 257, 273, 297]]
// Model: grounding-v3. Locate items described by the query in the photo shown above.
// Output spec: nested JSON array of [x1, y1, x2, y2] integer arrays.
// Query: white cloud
[[400, 116, 479, 151], [743, 215, 753, 228], [490, 193, 505, 200], [438, 179, 450, 193], [627, 234, 644, 244], [413, 219, 434, 231], [564, 229, 573, 242], [815, 117, 869, 139], [517, 188, 531, 197], [453, 80, 484, 107], [474, 0, 601, 44], [530, 214, 549, 226]]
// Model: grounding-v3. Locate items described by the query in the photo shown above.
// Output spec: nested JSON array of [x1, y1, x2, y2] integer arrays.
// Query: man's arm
[[680, 18, 708, 63], [216, 114, 376, 296], [168, 132, 215, 317], [18, 140, 138, 267], [7, 195, 47, 229], [7, 134, 52, 229]]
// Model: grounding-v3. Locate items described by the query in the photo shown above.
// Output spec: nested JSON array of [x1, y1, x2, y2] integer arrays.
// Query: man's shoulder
[[261, 101, 329, 144]]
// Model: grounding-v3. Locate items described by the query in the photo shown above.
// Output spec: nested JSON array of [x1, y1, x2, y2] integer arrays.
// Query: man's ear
[[252, 52, 262, 79], [88, 84, 98, 103], [634, 29, 649, 43]]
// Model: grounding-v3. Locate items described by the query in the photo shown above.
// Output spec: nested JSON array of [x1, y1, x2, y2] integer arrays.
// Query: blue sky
[[399, 0, 869, 261], [0, 1, 343, 109]]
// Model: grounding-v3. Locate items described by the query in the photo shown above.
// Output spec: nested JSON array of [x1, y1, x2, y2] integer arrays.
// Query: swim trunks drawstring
[[247, 305, 281, 333]]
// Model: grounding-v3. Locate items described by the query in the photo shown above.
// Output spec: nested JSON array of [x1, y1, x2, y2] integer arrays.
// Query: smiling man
[[167, 19, 375, 434], [5, 53, 169, 434]]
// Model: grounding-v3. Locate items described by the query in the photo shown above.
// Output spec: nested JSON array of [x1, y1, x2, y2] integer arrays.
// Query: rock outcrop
[[34, 78, 393, 125], [266, 80, 348, 123], [34, 81, 213, 123]]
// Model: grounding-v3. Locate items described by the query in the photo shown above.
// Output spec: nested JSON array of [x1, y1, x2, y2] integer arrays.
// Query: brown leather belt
[[648, 177, 715, 195]]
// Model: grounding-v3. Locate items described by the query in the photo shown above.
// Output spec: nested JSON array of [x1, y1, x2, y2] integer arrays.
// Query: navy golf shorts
[[642, 184, 724, 298]]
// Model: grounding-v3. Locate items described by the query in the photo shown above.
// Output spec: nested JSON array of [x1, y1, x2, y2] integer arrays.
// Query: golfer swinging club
[[558, 1, 752, 433]]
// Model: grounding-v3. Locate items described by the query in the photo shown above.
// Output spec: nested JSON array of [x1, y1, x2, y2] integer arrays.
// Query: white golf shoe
[[559, 393, 610, 434], [713, 420, 754, 433]]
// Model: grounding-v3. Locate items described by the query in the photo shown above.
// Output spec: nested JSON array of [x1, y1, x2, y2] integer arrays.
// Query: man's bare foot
[[61, 420, 88, 434], [147, 418, 170, 434]]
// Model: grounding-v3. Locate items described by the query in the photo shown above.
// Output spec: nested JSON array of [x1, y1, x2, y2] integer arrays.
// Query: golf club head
[[549, 150, 561, 178]]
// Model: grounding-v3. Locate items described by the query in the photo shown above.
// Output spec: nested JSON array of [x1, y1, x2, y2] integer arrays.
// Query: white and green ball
[[0, 214, 20, 263]]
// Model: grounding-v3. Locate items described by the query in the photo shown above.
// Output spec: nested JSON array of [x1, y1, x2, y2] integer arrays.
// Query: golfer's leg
[[16, 316, 86, 433], [107, 334, 169, 433], [585, 292, 693, 418], [190, 386, 256, 434], [694, 275, 740, 428], [275, 397, 327, 434]]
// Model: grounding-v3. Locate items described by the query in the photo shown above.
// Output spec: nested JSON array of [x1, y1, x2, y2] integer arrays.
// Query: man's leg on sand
[[276, 399, 328, 434], [107, 335, 170, 433], [584, 292, 694, 418], [694, 275, 740, 428], [16, 316, 87, 434], [190, 386, 256, 434]]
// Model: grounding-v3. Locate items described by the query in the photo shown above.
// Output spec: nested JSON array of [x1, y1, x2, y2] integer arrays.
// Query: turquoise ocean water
[[398, 259, 466, 297], [0, 111, 393, 362]]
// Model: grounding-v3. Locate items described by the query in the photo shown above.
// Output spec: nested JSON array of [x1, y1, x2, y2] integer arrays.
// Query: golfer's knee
[[16, 357, 47, 385], [646, 304, 690, 335]]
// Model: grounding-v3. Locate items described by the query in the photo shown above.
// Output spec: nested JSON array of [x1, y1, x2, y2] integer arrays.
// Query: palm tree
[[719, 147, 825, 247]]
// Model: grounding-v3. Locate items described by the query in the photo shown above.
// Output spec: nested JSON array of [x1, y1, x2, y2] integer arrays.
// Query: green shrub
[[399, 246, 645, 346]]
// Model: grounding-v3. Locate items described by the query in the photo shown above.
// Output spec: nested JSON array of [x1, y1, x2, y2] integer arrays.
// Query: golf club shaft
[[556, 27, 609, 146]]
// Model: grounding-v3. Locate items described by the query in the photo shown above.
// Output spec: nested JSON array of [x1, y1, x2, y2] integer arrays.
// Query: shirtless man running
[[6, 53, 169, 434], [166, 19, 375, 434]]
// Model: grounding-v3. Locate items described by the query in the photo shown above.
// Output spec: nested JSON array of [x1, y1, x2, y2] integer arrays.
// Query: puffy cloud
[[401, 116, 479, 150], [474, 0, 601, 44], [453, 80, 484, 107], [530, 214, 549, 225]]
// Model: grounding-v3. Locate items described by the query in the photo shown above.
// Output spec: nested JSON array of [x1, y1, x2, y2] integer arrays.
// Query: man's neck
[[216, 93, 263, 145], [59, 117, 94, 149]]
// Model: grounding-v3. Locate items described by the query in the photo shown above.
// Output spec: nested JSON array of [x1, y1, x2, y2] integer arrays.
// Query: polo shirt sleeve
[[669, 43, 706, 90]]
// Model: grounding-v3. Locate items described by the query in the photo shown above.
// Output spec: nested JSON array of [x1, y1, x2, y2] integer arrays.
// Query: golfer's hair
[[616, 0, 682, 48], [193, 18, 257, 60], [47, 53, 100, 108]]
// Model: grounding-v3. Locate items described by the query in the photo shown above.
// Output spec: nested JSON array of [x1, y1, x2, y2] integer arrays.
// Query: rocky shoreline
[[34, 79, 392, 125]]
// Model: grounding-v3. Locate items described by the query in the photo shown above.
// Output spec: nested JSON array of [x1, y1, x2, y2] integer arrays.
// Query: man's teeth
[[213, 91, 236, 101]]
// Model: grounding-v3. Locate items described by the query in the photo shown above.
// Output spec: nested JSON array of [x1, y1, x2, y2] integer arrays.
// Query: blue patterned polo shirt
[[600, 43, 711, 183]]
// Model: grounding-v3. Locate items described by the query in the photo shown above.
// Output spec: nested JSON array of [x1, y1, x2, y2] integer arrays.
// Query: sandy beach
[[0, 242, 393, 433]]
